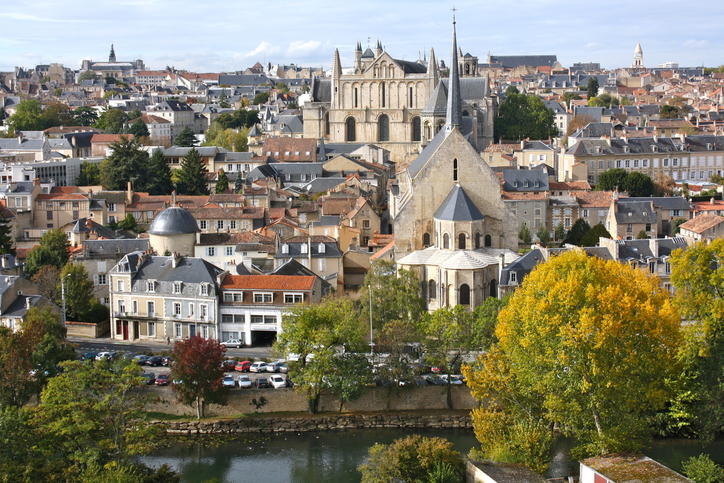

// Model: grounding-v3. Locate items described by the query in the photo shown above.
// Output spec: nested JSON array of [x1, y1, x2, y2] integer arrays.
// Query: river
[[142, 429, 723, 483]]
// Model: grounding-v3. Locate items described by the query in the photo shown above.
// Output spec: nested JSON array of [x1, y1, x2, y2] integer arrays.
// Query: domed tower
[[433, 184, 486, 250], [148, 207, 199, 257], [632, 42, 644, 68]]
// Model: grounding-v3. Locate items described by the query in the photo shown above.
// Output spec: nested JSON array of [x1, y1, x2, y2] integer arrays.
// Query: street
[[68, 337, 274, 359]]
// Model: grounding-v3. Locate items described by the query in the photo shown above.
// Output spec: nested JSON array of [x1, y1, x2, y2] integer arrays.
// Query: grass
[[144, 411, 191, 421]]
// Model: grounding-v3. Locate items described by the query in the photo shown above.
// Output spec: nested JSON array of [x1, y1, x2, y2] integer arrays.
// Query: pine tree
[[99, 136, 149, 191], [215, 170, 229, 193], [174, 127, 196, 147], [146, 149, 174, 195], [0, 215, 14, 255], [176, 148, 209, 195], [127, 119, 149, 138]]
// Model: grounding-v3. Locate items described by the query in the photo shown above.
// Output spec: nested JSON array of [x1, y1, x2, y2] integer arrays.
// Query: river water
[[142, 429, 723, 483]]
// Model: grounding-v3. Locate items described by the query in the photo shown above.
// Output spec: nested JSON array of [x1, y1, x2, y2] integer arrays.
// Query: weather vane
[[451, 6, 457, 22]]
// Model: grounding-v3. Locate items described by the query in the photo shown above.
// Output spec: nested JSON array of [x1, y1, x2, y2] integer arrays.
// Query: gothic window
[[453, 158, 458, 181], [381, 83, 386, 108], [409, 86, 414, 107], [345, 117, 356, 142], [428, 280, 436, 299], [378, 114, 389, 142], [459, 284, 470, 305], [442, 233, 450, 249], [411, 117, 421, 142], [324, 112, 330, 136], [489, 279, 497, 298], [354, 88, 358, 108], [484, 234, 492, 247], [465, 64, 470, 75], [458, 233, 466, 249], [422, 232, 431, 247], [475, 232, 481, 249]]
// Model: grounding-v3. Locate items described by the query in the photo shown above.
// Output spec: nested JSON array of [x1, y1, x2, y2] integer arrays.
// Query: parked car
[[235, 360, 252, 372], [220, 338, 243, 348], [133, 355, 151, 365], [255, 377, 271, 389], [155, 374, 170, 386], [222, 359, 237, 371], [269, 375, 286, 389], [439, 374, 464, 385], [145, 356, 164, 367], [142, 372, 156, 385], [80, 351, 98, 361], [249, 362, 267, 373], [266, 361, 288, 373], [237, 375, 252, 389], [95, 351, 116, 361], [423, 374, 445, 386], [161, 356, 173, 367], [222, 375, 236, 388]]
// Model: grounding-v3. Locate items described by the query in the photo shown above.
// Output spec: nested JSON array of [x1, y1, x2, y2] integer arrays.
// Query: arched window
[[428, 280, 436, 299], [489, 280, 497, 298], [422, 232, 431, 248], [381, 83, 386, 108], [442, 233, 449, 249], [420, 280, 427, 299], [475, 232, 482, 249], [458, 233, 466, 249], [484, 234, 492, 247], [378, 114, 389, 142], [408, 86, 414, 107], [411, 117, 421, 142], [424, 121, 431, 140], [453, 158, 458, 181], [354, 88, 358, 108], [436, 121, 444, 133], [465, 64, 470, 75], [324, 112, 330, 136], [459, 284, 470, 305], [345, 117, 356, 142]]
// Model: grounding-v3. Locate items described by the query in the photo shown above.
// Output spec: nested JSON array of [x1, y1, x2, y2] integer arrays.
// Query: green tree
[[60, 263, 94, 321], [42, 102, 73, 127], [204, 122, 248, 151], [127, 118, 150, 138], [176, 147, 210, 195], [7, 99, 44, 131], [117, 213, 138, 232], [518, 224, 532, 244], [536, 227, 550, 246], [562, 92, 581, 107], [174, 127, 196, 146], [253, 91, 270, 105], [146, 148, 174, 195], [588, 93, 618, 108], [682, 454, 724, 483], [215, 169, 229, 193], [99, 136, 150, 191], [171, 336, 227, 419], [24, 229, 69, 276], [76, 160, 101, 185], [325, 353, 372, 412], [0, 214, 14, 255], [554, 223, 566, 242], [623, 171, 655, 196], [660, 104, 682, 119], [464, 251, 681, 467], [78, 70, 98, 82], [31, 264, 61, 303], [73, 106, 99, 126], [636, 229, 649, 239], [494, 90, 557, 141], [358, 260, 425, 330], [95, 108, 128, 133], [586, 77, 599, 98], [580, 222, 612, 246], [564, 218, 591, 245], [358, 435, 464, 483], [596, 168, 628, 191]]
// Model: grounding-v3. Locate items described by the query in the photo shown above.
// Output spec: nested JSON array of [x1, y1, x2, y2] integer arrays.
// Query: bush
[[682, 454, 724, 483]]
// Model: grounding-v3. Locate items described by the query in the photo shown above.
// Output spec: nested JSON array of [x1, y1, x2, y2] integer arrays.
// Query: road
[[69, 337, 274, 359]]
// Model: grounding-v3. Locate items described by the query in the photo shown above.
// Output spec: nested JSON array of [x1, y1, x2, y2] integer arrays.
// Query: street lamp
[[60, 273, 71, 327]]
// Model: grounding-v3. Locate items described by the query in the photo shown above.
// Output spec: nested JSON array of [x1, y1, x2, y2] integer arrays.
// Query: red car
[[222, 359, 237, 371], [235, 360, 252, 372], [155, 374, 170, 386]]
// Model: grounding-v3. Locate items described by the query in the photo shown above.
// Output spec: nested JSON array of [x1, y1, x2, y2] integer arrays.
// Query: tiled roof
[[261, 138, 317, 162], [679, 213, 724, 234], [91, 134, 135, 143], [483, 143, 519, 153], [549, 181, 591, 191], [573, 190, 617, 208], [220, 274, 315, 291]]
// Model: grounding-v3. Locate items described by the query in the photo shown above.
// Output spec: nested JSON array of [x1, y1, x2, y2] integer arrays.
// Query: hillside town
[[0, 7, 722, 483]]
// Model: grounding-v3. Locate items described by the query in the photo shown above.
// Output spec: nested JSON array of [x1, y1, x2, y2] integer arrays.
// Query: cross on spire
[[451, 6, 457, 22]]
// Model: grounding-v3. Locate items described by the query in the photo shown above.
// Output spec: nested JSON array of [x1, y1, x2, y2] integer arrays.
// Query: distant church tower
[[632, 42, 643, 68], [109, 44, 117, 63]]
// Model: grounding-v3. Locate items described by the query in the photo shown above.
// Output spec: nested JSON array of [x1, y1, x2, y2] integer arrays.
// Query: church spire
[[109, 43, 116, 63], [428, 47, 439, 86], [445, 14, 462, 130]]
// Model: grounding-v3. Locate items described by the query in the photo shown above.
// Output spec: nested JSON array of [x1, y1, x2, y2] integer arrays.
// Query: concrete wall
[[146, 385, 477, 417], [66, 321, 108, 338]]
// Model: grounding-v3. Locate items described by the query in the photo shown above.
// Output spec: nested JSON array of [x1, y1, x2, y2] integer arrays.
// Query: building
[[679, 213, 724, 242], [80, 44, 145, 79], [274, 236, 343, 287], [147, 206, 199, 257], [580, 455, 689, 483], [605, 199, 657, 240], [0, 275, 49, 332], [632, 42, 644, 69]]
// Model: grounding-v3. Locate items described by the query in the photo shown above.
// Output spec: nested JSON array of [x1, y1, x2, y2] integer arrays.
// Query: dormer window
[[623, 146, 630, 153], [651, 145, 658, 153], [301, 243, 308, 254], [173, 282, 182, 294], [706, 143, 712, 151], [281, 244, 289, 254], [146, 280, 155, 293], [318, 243, 325, 253], [510, 272, 517, 284], [200, 284, 209, 296]]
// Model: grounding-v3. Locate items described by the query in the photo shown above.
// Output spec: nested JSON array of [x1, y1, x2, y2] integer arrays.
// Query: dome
[[148, 207, 199, 236]]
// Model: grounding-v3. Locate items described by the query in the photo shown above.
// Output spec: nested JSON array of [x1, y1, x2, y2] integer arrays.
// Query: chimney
[[171, 252, 180, 268], [171, 190, 177, 207], [25, 297, 31, 309], [126, 181, 133, 204]]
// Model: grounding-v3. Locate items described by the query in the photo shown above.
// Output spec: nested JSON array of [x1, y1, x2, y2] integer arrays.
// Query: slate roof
[[218, 74, 270, 86], [422, 78, 488, 116], [1, 294, 45, 318], [276, 237, 341, 258], [623, 197, 691, 211], [0, 138, 45, 150], [82, 238, 149, 258], [310, 78, 331, 103], [407, 128, 447, 179], [148, 207, 200, 235], [502, 168, 549, 192], [300, 177, 347, 194], [433, 185, 484, 221], [114, 253, 224, 295], [614, 200, 656, 224], [163, 146, 220, 157], [488, 55, 557, 68], [398, 247, 519, 270], [499, 248, 545, 286], [392, 58, 427, 74]]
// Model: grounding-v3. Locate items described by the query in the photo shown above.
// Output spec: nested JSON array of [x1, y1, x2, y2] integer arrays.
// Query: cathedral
[[302, 28, 495, 165], [392, 19, 519, 310]]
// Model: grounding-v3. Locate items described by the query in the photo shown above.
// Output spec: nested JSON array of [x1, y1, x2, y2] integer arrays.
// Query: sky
[[1, 0, 722, 73]]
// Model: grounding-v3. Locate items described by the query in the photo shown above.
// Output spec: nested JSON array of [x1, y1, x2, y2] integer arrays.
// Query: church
[[80, 44, 145, 80], [392, 19, 519, 310], [302, 27, 495, 165]]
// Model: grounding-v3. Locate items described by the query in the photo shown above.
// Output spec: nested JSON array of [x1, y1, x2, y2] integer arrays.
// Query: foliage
[[672, 217, 688, 235], [660, 104, 682, 119], [95, 108, 128, 133], [636, 230, 649, 239], [682, 454, 724, 483], [566, 115, 595, 136], [465, 251, 681, 469], [494, 90, 558, 141], [625, 171, 655, 197], [176, 147, 210, 195], [171, 336, 227, 418], [60, 263, 95, 321], [77, 160, 101, 185], [253, 91, 270, 105], [358, 435, 464, 483], [24, 229, 69, 276], [215, 169, 229, 193], [146, 148, 174, 195], [597, 168, 628, 191], [174, 127, 196, 147], [31, 264, 61, 303], [358, 260, 425, 329], [653, 172, 676, 196], [562, 92, 581, 106], [117, 213, 138, 232], [518, 224, 531, 244], [6, 99, 43, 131], [127, 119, 150, 138], [325, 353, 373, 411], [0, 214, 13, 255], [580, 222, 612, 246], [73, 106, 99, 126], [374, 319, 421, 389], [586, 77, 599, 98], [215, 109, 259, 129], [203, 122, 248, 152], [554, 223, 566, 242], [587, 93, 619, 108], [100, 136, 150, 191], [536, 227, 550, 246], [78, 70, 98, 82], [563, 218, 590, 245]]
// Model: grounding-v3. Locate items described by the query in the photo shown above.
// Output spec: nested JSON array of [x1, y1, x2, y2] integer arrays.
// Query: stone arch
[[411, 116, 421, 142], [422, 232, 431, 248], [428, 279, 436, 299], [345, 117, 356, 142], [442, 233, 450, 249], [377, 114, 389, 142], [475, 232, 482, 249], [458, 233, 466, 249], [489, 279, 497, 298], [459, 284, 470, 305], [484, 234, 492, 247]]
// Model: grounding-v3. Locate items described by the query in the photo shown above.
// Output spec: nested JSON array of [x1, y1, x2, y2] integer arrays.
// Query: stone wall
[[159, 411, 472, 435], [146, 385, 477, 418]]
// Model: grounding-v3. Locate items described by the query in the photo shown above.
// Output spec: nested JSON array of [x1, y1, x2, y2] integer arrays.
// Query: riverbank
[[154, 409, 472, 435]]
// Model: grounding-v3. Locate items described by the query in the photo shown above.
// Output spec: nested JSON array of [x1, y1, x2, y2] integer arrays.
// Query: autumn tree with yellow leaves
[[463, 251, 681, 472]]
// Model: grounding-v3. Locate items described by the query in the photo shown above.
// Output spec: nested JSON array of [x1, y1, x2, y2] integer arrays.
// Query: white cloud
[[286, 40, 323, 57], [0, 12, 86, 23], [683, 39, 709, 48], [242, 41, 279, 59]]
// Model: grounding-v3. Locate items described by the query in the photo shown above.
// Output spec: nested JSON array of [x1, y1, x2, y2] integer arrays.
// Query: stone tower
[[632, 42, 643, 68], [109, 44, 117, 63]]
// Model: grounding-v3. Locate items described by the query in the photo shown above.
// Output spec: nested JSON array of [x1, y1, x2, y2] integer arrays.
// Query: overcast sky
[[1, 0, 722, 72]]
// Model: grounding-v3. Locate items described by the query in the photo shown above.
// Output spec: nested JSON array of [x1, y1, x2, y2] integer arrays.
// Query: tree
[[117, 213, 138, 231], [24, 229, 69, 276], [78, 70, 98, 81], [127, 118, 150, 138], [176, 147, 210, 195], [623, 171, 655, 196], [95, 108, 128, 133], [358, 435, 464, 483], [358, 260, 425, 330], [596, 168, 628, 191], [554, 223, 566, 242], [536, 227, 550, 246], [636, 229, 649, 239], [324, 353, 372, 412], [146, 148, 174, 195], [215, 109, 259, 129], [562, 92, 581, 107], [253, 91, 270, 105], [99, 136, 150, 191], [518, 224, 532, 244], [73, 106, 98, 126], [31, 265, 61, 303], [660, 104, 682, 119], [586, 77, 599, 98], [59, 263, 94, 321], [566, 115, 595, 136], [374, 319, 421, 391], [0, 214, 13, 255], [204, 122, 248, 152], [580, 222, 612, 246], [174, 127, 196, 146], [171, 336, 227, 418], [494, 90, 557, 141], [465, 251, 680, 466], [7, 99, 44, 131], [588, 93, 618, 108], [563, 218, 591, 245], [682, 454, 724, 483], [215, 169, 229, 193], [76, 160, 101, 185]]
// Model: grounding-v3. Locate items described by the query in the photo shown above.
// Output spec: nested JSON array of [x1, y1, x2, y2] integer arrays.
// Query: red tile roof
[[221, 274, 315, 291], [261, 138, 317, 162], [679, 213, 724, 234], [91, 134, 135, 144]]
